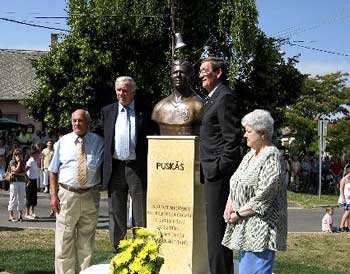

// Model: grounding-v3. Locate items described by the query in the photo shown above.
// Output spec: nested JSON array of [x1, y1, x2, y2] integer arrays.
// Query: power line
[[35, 16, 67, 19], [0, 17, 69, 32], [274, 14, 350, 39], [288, 42, 350, 57]]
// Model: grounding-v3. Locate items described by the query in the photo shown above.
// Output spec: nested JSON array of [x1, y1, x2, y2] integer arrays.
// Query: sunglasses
[[15, 153, 22, 155]]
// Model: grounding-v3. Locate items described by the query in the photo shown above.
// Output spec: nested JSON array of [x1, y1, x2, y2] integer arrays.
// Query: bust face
[[171, 64, 191, 91]]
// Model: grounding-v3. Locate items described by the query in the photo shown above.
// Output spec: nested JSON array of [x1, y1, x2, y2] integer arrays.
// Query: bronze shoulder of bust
[[152, 94, 203, 135], [152, 59, 203, 135]]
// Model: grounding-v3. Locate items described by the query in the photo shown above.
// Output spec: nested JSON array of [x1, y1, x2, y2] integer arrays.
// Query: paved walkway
[[0, 190, 344, 232]]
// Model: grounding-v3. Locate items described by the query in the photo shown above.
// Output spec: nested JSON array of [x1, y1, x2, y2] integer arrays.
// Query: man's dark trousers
[[204, 174, 233, 274], [108, 159, 146, 253]]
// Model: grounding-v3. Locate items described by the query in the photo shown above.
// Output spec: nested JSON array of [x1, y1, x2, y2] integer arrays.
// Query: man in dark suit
[[199, 57, 241, 274], [101, 76, 157, 253]]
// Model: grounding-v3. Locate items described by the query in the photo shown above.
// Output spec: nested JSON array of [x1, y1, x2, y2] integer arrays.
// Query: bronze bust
[[152, 60, 203, 135]]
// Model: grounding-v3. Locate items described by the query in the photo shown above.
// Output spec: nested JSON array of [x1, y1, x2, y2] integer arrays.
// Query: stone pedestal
[[147, 136, 209, 274]]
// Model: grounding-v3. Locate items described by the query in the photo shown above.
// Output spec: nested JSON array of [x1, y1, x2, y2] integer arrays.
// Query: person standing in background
[[8, 148, 27, 222], [33, 142, 43, 191], [41, 139, 54, 193], [338, 167, 350, 232], [0, 138, 7, 157], [290, 156, 301, 192], [25, 148, 40, 219]]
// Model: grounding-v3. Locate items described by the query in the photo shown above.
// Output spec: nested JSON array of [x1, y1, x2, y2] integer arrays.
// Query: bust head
[[151, 60, 203, 135], [171, 60, 194, 93]]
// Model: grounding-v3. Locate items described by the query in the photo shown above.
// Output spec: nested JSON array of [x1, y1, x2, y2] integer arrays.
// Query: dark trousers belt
[[59, 183, 95, 194], [112, 158, 136, 166]]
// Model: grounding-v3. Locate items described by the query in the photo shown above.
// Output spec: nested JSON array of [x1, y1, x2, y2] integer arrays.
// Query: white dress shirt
[[48, 131, 104, 188], [113, 100, 136, 160]]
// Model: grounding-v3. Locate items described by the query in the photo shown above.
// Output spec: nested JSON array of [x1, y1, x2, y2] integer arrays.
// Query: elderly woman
[[222, 109, 287, 274]]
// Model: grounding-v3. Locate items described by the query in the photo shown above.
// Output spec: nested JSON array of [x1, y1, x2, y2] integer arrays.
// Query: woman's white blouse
[[222, 146, 287, 252]]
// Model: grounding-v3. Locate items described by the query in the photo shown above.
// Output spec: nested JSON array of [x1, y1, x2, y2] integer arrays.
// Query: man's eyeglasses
[[199, 69, 211, 76]]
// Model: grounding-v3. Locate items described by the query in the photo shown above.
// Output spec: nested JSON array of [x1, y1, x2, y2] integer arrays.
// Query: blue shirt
[[48, 131, 104, 188], [113, 100, 136, 160]]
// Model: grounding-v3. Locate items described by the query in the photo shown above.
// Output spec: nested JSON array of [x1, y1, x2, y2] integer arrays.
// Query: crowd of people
[[284, 154, 345, 195], [0, 131, 56, 221]]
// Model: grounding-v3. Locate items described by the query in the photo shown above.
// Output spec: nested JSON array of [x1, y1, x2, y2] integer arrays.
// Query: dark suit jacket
[[101, 99, 158, 189], [200, 83, 241, 182]]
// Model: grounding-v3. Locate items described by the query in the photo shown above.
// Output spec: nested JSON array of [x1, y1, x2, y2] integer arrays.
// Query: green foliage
[[327, 119, 350, 156], [109, 228, 164, 274], [236, 32, 305, 127], [285, 72, 350, 155], [218, 0, 258, 83], [25, 0, 260, 131], [24, 0, 305, 136]]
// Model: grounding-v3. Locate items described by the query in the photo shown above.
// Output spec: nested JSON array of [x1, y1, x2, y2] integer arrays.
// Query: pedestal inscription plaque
[[147, 136, 209, 274]]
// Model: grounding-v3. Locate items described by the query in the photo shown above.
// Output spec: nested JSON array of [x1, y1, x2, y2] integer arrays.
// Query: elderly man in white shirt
[[49, 109, 104, 274]]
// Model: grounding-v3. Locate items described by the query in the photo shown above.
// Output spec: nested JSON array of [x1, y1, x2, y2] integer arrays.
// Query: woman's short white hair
[[241, 109, 274, 140]]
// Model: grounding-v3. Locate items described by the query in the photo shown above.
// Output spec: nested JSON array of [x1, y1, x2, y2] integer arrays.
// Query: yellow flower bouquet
[[110, 227, 164, 274]]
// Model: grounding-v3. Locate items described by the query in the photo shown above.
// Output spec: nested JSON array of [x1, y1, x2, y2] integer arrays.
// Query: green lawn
[[0, 229, 110, 274], [1, 228, 350, 274], [287, 191, 338, 208]]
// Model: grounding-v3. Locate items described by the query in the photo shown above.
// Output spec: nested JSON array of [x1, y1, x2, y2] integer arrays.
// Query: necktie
[[76, 137, 88, 186], [119, 107, 130, 160]]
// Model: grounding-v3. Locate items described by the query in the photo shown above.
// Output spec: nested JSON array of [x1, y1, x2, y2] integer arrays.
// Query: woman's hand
[[227, 212, 240, 224], [223, 199, 233, 223]]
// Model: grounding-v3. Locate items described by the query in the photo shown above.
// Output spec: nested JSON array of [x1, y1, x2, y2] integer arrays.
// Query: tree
[[284, 72, 350, 155], [236, 31, 305, 127], [327, 118, 350, 157], [25, 0, 258, 131]]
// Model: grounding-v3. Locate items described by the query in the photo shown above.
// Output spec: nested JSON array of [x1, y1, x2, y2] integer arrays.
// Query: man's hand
[[50, 194, 60, 214]]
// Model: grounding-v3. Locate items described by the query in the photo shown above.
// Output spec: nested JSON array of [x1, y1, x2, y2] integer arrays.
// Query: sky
[[0, 0, 349, 77]]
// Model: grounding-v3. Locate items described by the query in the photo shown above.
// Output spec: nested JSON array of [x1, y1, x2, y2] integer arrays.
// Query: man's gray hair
[[115, 76, 137, 93], [241, 109, 274, 140], [72, 109, 91, 123]]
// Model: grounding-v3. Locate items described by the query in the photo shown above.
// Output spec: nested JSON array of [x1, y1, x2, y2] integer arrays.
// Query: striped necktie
[[76, 137, 88, 186], [119, 107, 130, 160]]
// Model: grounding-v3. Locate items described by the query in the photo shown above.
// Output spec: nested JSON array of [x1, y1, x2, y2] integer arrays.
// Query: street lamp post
[[318, 119, 328, 199]]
